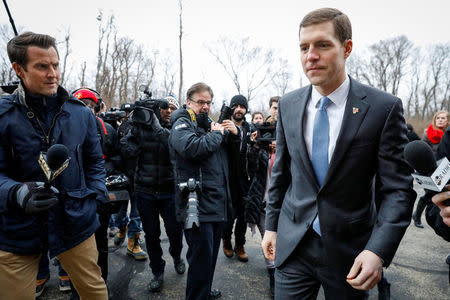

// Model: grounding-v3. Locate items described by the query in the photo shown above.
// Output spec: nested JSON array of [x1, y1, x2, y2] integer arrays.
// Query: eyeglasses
[[190, 99, 213, 106]]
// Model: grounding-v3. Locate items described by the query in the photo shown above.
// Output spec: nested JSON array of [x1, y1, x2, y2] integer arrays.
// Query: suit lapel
[[295, 86, 320, 190], [323, 78, 369, 187]]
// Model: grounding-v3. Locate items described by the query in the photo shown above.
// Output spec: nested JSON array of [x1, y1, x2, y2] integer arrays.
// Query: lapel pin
[[352, 107, 359, 114]]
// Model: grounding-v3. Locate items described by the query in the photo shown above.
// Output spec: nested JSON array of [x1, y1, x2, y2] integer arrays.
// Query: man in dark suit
[[261, 8, 416, 299]]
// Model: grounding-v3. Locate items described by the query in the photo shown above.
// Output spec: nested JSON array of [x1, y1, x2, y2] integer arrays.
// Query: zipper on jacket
[[27, 104, 64, 149]]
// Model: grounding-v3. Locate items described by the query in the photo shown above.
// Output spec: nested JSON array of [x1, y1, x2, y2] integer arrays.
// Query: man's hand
[[211, 122, 224, 134], [346, 250, 383, 290], [15, 182, 59, 214], [261, 230, 277, 261], [221, 120, 238, 135], [432, 189, 450, 227]]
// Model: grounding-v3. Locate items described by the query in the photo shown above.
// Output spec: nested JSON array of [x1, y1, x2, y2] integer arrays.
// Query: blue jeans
[[136, 191, 183, 276], [113, 193, 142, 238], [37, 251, 67, 280]]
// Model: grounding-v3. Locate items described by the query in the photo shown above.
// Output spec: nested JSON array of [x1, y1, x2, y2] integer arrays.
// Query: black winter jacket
[[169, 108, 240, 223], [120, 117, 174, 194]]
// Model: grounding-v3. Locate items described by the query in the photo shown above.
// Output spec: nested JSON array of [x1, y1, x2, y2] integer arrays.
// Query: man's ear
[[343, 39, 353, 59], [12, 62, 24, 79]]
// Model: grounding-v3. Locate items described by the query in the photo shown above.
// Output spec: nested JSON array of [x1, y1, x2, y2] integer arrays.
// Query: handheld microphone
[[38, 144, 70, 188], [404, 140, 450, 205]]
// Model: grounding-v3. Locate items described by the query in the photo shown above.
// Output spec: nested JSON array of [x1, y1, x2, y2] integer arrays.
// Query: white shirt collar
[[311, 75, 350, 108]]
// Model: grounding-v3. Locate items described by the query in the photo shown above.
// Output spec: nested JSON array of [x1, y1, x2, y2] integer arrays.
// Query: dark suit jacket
[[265, 77, 416, 278]]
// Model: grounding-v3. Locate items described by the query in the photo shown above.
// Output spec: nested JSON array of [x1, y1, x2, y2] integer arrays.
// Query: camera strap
[[187, 108, 196, 122]]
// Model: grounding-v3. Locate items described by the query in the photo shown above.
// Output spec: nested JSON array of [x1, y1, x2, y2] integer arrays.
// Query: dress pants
[[275, 229, 368, 300], [184, 222, 223, 300], [136, 191, 183, 276]]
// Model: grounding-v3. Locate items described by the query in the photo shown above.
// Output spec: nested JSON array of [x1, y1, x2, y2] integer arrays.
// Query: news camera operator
[[120, 93, 184, 293], [169, 82, 240, 300], [0, 32, 108, 299]]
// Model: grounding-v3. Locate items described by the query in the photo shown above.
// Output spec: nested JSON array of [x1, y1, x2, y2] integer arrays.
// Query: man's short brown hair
[[299, 8, 352, 44], [7, 32, 58, 69], [186, 82, 214, 100], [269, 96, 279, 109]]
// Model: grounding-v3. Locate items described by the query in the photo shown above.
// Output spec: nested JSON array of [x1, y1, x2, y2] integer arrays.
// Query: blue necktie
[[311, 96, 331, 235]]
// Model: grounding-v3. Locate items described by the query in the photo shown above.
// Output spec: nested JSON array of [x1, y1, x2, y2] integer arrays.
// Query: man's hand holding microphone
[[13, 144, 70, 214]]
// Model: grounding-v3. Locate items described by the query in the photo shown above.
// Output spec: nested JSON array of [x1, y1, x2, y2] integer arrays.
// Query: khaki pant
[[0, 234, 107, 300]]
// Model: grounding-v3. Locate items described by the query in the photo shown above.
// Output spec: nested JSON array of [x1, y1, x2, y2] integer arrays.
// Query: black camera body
[[178, 178, 201, 230], [218, 103, 233, 124], [103, 174, 130, 214], [255, 121, 276, 144]]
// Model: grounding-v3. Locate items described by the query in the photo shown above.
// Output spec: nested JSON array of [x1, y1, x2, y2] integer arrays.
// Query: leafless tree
[[78, 61, 87, 87], [0, 24, 16, 85], [58, 29, 72, 87], [348, 36, 413, 96], [178, 0, 184, 104], [207, 36, 276, 102], [95, 11, 116, 94], [271, 58, 292, 96]]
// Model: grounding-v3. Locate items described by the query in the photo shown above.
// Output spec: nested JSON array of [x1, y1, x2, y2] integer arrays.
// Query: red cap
[[73, 89, 98, 104]]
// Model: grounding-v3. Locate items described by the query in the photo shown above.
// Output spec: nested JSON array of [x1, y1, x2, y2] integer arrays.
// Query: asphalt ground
[[39, 186, 449, 300]]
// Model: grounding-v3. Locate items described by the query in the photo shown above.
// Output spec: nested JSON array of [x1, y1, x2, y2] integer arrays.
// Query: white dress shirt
[[303, 75, 350, 163]]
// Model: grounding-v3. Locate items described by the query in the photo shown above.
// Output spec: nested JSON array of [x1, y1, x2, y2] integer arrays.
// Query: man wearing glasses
[[169, 82, 240, 300]]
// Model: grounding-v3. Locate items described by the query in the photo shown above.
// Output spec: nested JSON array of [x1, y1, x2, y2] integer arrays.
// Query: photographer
[[169, 82, 240, 300], [120, 95, 184, 293], [222, 95, 251, 262]]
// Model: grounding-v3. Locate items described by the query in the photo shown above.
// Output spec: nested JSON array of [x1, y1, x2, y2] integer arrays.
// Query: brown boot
[[234, 245, 248, 262], [127, 234, 148, 261], [222, 239, 233, 258]]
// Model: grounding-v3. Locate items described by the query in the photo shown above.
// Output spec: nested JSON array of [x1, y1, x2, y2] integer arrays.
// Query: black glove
[[14, 182, 59, 214]]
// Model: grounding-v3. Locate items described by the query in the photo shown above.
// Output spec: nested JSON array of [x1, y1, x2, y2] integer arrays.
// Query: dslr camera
[[178, 178, 201, 230], [255, 121, 276, 145]]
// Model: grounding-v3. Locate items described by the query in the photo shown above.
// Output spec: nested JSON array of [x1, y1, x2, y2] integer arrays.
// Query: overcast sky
[[2, 0, 450, 110]]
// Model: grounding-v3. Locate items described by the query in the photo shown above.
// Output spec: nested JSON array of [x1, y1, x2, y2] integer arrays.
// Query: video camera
[[255, 121, 276, 145], [132, 85, 169, 125], [99, 109, 127, 128]]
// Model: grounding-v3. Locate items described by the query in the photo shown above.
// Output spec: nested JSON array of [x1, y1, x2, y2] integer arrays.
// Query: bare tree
[[178, 0, 184, 104], [95, 11, 116, 94], [207, 36, 276, 102], [0, 24, 16, 85], [58, 29, 72, 87], [271, 58, 292, 96], [78, 61, 87, 87], [348, 36, 413, 96]]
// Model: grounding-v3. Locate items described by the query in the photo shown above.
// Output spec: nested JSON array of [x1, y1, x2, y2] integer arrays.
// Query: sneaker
[[174, 258, 186, 275], [222, 239, 233, 258], [149, 273, 164, 292], [59, 275, 72, 292], [36, 276, 49, 298], [114, 228, 127, 246], [234, 245, 249, 262]]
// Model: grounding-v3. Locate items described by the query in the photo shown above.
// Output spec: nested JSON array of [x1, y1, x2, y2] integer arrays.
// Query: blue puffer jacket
[[0, 84, 107, 257]]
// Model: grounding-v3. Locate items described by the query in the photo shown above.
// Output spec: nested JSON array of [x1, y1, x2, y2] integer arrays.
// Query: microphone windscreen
[[403, 140, 437, 175], [46, 144, 69, 170]]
